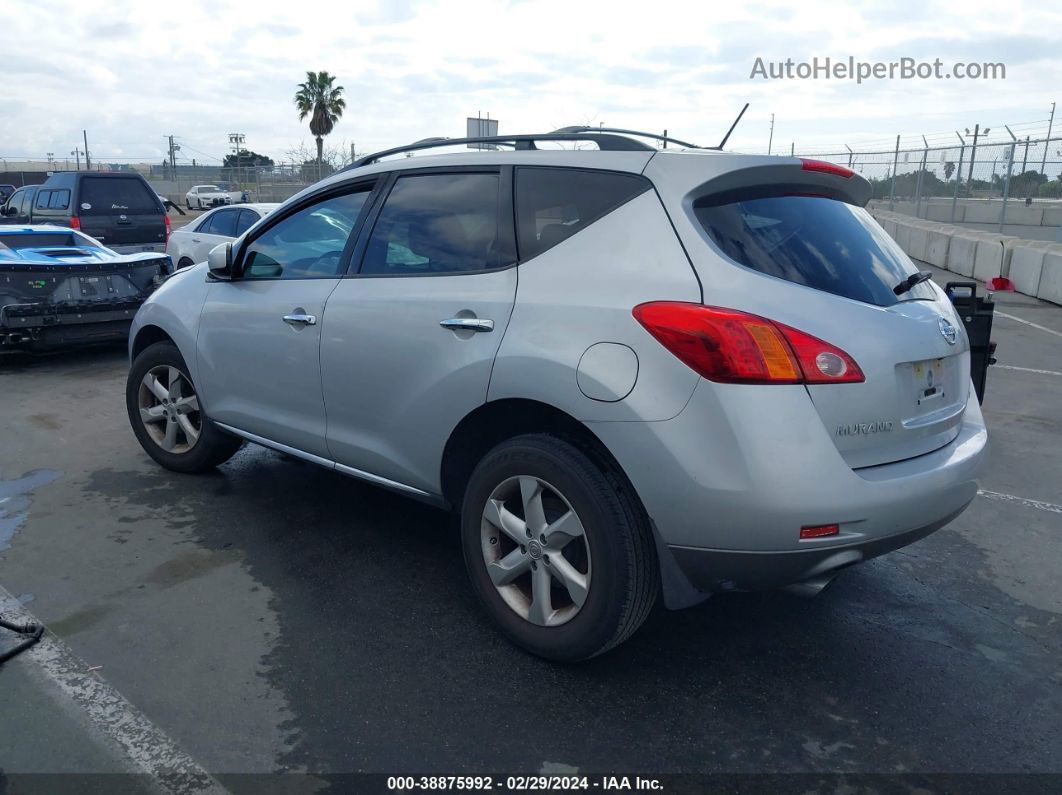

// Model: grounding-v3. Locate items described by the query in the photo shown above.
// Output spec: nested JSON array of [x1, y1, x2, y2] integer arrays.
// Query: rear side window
[[234, 209, 259, 236], [35, 189, 71, 210], [515, 167, 651, 261], [360, 172, 514, 275], [204, 209, 239, 237], [694, 194, 935, 306], [79, 178, 160, 216]]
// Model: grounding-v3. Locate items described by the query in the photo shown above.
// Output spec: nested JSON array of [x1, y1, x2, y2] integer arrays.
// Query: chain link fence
[[144, 162, 338, 207], [800, 136, 1062, 230]]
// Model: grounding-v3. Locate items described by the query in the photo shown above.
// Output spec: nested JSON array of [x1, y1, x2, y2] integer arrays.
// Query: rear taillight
[[164, 214, 171, 242], [69, 215, 80, 231], [632, 302, 864, 385]]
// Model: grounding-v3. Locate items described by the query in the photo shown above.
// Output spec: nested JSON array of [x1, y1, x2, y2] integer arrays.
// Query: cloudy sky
[[1, 0, 1060, 167]]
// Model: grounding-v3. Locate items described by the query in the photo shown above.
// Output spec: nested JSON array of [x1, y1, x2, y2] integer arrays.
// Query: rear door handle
[[283, 313, 317, 327], [440, 318, 494, 332]]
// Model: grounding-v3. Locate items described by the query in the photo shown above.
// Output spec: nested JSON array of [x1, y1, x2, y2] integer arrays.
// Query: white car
[[185, 184, 244, 209], [166, 203, 278, 269]]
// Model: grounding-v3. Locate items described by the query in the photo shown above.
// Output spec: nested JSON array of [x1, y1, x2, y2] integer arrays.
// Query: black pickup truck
[[1, 172, 169, 254]]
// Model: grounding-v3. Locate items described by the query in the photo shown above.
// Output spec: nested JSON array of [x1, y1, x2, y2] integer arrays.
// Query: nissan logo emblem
[[939, 317, 958, 345]]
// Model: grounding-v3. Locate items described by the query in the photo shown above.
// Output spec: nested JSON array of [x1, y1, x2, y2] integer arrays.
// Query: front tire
[[461, 434, 658, 661], [126, 341, 242, 473]]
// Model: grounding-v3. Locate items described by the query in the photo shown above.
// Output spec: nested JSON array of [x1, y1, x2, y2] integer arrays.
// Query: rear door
[[188, 208, 240, 262], [77, 176, 166, 250], [320, 168, 518, 493], [692, 189, 969, 468]]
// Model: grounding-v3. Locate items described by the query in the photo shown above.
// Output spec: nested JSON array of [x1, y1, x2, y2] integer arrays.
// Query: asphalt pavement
[[1, 265, 1060, 791]]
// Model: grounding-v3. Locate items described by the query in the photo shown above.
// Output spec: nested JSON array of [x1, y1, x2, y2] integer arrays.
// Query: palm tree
[[294, 71, 346, 167]]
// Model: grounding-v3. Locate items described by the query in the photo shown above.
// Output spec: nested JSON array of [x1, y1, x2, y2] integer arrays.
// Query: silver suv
[[126, 129, 987, 661]]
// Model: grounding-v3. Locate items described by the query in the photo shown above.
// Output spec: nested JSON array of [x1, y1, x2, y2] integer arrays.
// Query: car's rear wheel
[[177, 257, 193, 270], [461, 434, 658, 661], [126, 341, 242, 473]]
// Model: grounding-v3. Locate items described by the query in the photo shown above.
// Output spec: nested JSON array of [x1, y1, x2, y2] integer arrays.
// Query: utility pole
[[1021, 135, 1030, 174], [83, 130, 91, 170], [768, 113, 775, 155], [1042, 102, 1056, 176], [228, 133, 245, 183], [71, 148, 81, 170]]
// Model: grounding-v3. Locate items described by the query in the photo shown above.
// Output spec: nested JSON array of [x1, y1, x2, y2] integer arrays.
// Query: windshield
[[694, 194, 935, 307]]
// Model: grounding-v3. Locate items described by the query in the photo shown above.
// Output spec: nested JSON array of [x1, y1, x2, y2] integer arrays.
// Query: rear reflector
[[69, 216, 81, 231], [632, 302, 863, 385], [800, 158, 854, 179], [164, 214, 171, 243], [800, 524, 839, 539]]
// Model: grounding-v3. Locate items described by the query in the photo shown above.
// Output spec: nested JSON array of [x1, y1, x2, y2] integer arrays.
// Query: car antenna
[[714, 102, 750, 150]]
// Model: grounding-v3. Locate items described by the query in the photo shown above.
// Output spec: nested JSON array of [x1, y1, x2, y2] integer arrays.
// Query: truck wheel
[[126, 341, 242, 473], [461, 433, 658, 661]]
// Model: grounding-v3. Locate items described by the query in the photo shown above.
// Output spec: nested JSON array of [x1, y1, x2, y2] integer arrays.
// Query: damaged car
[[0, 225, 170, 350]]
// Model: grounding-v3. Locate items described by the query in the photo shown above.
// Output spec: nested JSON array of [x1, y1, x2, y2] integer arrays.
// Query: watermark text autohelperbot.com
[[750, 57, 1005, 83]]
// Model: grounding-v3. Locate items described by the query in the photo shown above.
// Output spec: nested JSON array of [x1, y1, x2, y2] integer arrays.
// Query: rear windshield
[[694, 194, 935, 306], [0, 232, 92, 250], [78, 178, 161, 216]]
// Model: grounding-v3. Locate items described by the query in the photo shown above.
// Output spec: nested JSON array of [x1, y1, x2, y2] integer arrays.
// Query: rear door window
[[515, 167, 651, 261], [234, 209, 259, 236], [35, 189, 70, 210], [204, 208, 239, 237], [694, 194, 935, 306], [79, 178, 160, 216], [359, 172, 514, 275]]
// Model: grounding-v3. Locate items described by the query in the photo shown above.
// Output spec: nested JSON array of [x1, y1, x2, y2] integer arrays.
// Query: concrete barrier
[[1002, 204, 1045, 226], [973, 236, 1013, 282], [926, 203, 964, 223], [1037, 248, 1062, 304], [1006, 241, 1051, 296], [1043, 207, 1062, 227], [944, 231, 981, 277], [963, 202, 1000, 224], [925, 226, 951, 267], [907, 224, 929, 261]]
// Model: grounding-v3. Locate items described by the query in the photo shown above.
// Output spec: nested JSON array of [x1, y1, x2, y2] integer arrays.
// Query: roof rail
[[345, 132, 655, 170], [551, 126, 702, 150]]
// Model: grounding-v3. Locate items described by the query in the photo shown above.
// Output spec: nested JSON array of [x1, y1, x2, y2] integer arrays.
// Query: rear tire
[[126, 341, 242, 473], [177, 257, 193, 270], [461, 433, 658, 661]]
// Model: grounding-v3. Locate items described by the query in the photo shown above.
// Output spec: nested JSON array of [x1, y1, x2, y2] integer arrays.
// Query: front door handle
[[283, 313, 317, 327], [440, 317, 494, 332]]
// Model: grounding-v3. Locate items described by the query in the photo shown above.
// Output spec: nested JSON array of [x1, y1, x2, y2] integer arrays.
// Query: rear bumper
[[109, 243, 166, 254], [667, 504, 968, 593], [589, 378, 987, 598]]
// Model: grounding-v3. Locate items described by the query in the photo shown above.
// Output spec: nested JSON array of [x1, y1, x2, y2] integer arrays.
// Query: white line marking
[[978, 489, 1062, 515], [995, 364, 1062, 377], [0, 585, 226, 793], [995, 311, 1062, 338]]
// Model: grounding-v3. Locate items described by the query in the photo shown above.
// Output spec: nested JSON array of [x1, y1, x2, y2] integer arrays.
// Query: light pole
[[964, 124, 990, 197], [228, 133, 246, 185]]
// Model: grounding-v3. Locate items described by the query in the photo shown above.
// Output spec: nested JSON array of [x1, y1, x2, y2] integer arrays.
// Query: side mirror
[[207, 242, 234, 279], [3, 205, 15, 217]]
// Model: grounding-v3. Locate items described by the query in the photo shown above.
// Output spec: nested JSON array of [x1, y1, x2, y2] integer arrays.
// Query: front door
[[196, 187, 375, 457], [321, 169, 518, 494]]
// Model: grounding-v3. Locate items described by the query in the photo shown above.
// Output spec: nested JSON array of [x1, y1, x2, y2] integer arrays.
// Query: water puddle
[[0, 469, 62, 552]]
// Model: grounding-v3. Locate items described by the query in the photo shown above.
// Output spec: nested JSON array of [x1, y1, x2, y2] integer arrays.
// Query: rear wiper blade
[[894, 270, 933, 296]]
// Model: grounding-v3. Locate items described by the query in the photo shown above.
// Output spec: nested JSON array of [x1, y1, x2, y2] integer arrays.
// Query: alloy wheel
[[480, 476, 592, 627], [137, 365, 201, 454]]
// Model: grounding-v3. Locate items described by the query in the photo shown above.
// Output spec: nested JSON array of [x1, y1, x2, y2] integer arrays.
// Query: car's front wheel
[[461, 434, 658, 661], [126, 341, 242, 473]]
